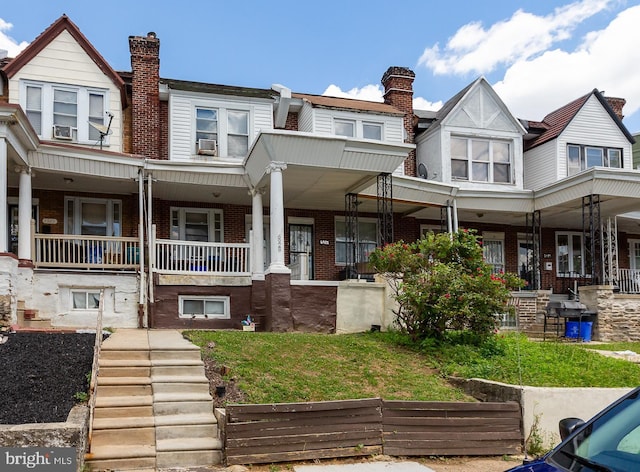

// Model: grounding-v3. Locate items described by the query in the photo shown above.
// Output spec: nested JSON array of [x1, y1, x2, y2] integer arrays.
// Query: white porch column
[[266, 162, 290, 274], [0, 138, 7, 252], [250, 187, 265, 280], [17, 167, 32, 260]]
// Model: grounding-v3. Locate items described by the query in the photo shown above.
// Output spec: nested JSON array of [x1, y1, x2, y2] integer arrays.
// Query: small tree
[[369, 230, 524, 340]]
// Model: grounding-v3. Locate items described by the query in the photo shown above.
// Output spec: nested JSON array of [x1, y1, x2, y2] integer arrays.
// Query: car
[[506, 386, 640, 472]]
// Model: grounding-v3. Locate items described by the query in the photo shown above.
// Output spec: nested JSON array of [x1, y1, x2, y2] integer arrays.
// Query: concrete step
[[85, 445, 155, 471], [95, 395, 153, 408], [99, 358, 152, 367], [92, 416, 155, 430], [156, 423, 218, 441], [154, 400, 213, 416], [152, 365, 205, 377], [152, 381, 210, 395], [98, 365, 151, 377], [93, 405, 153, 419], [97, 376, 151, 386], [152, 374, 210, 384], [95, 384, 151, 397], [91, 426, 155, 446], [99, 349, 149, 361], [154, 413, 217, 427], [156, 450, 220, 469], [150, 349, 202, 362], [153, 391, 213, 403]]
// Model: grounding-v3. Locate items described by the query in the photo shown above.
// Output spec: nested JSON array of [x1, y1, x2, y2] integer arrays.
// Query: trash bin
[[565, 321, 579, 339], [565, 321, 593, 342]]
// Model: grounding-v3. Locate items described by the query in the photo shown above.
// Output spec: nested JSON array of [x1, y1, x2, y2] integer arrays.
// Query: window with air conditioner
[[20, 81, 109, 143], [193, 106, 251, 158]]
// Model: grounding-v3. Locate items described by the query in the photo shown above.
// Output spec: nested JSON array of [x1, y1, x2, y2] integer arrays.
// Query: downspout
[[147, 172, 154, 306], [138, 169, 146, 327]]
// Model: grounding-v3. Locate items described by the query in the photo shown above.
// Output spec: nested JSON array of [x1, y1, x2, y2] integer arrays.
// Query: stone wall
[[0, 405, 89, 472], [0, 254, 18, 326], [580, 285, 640, 341]]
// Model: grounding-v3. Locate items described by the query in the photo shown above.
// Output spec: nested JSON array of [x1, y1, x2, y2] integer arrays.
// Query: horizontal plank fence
[[382, 400, 522, 457], [224, 398, 522, 465]]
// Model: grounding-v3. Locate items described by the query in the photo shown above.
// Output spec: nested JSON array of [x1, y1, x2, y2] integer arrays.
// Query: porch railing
[[33, 234, 140, 269], [618, 269, 640, 294], [154, 239, 250, 275]]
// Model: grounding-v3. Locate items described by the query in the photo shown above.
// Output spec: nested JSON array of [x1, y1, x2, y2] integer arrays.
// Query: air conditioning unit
[[53, 125, 73, 140], [197, 139, 218, 156]]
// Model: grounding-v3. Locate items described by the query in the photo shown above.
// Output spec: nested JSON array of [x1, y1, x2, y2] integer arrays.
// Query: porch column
[[17, 167, 32, 260], [250, 188, 265, 280], [266, 162, 289, 274], [0, 138, 7, 252]]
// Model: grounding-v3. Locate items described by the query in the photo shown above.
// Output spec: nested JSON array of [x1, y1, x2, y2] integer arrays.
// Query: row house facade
[[1, 16, 639, 338]]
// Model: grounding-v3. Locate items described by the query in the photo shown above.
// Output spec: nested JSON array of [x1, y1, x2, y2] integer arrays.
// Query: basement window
[[72, 291, 101, 310], [179, 296, 230, 319]]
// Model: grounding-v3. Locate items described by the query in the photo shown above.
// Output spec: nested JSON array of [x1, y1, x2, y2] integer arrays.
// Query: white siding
[[310, 108, 404, 143], [524, 140, 558, 190], [8, 30, 123, 152], [416, 130, 442, 182], [298, 101, 314, 133], [169, 90, 273, 161]]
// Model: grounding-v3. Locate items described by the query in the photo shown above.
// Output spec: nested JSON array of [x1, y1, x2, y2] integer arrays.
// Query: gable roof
[[524, 89, 635, 150], [2, 15, 126, 107], [293, 93, 404, 116]]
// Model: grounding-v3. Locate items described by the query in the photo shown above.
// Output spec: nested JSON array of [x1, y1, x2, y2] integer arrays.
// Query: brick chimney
[[129, 32, 160, 159], [382, 67, 416, 176], [605, 96, 626, 121]]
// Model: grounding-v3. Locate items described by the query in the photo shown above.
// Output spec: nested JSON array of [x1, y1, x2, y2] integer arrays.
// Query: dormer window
[[451, 136, 512, 183], [363, 122, 382, 140], [335, 119, 355, 137], [193, 106, 250, 158], [567, 144, 622, 175], [20, 81, 109, 144]]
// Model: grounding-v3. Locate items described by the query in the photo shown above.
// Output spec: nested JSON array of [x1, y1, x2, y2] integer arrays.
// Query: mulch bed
[[0, 331, 97, 424]]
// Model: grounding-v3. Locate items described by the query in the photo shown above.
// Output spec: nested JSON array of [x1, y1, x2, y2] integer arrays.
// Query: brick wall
[[129, 33, 161, 160], [284, 112, 298, 131], [382, 67, 416, 176]]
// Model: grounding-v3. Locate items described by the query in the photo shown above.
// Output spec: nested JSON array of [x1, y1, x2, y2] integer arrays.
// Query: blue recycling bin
[[565, 321, 593, 342]]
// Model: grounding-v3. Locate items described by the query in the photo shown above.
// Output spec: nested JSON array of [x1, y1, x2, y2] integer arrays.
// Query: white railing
[[154, 239, 250, 275], [34, 234, 140, 269], [618, 269, 640, 294]]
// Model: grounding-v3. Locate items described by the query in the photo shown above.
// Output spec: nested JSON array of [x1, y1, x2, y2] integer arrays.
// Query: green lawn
[[183, 330, 640, 404]]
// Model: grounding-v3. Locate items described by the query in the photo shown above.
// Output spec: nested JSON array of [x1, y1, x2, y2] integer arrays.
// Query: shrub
[[369, 230, 524, 340]]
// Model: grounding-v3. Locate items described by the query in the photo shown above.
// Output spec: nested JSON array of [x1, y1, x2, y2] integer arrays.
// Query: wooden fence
[[224, 398, 522, 465]]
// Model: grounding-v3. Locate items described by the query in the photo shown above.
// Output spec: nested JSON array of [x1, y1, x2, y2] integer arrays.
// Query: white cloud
[[418, 0, 616, 76], [0, 18, 29, 57], [323, 84, 442, 111], [323, 84, 385, 102], [493, 4, 640, 124]]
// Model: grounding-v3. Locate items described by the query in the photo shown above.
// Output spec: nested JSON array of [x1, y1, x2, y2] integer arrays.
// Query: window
[[556, 232, 586, 276], [333, 118, 384, 140], [335, 218, 378, 264], [53, 88, 78, 128], [363, 122, 382, 140], [630, 240, 640, 271], [170, 208, 223, 242], [227, 110, 249, 156], [179, 296, 229, 319], [334, 119, 355, 137], [20, 81, 109, 143], [196, 108, 218, 142], [88, 93, 105, 141], [72, 291, 101, 310], [65, 197, 121, 236], [26, 86, 42, 135], [451, 137, 512, 183], [483, 233, 505, 274], [567, 144, 623, 175]]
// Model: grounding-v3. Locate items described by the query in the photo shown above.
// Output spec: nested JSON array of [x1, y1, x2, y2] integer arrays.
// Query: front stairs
[[85, 329, 222, 471]]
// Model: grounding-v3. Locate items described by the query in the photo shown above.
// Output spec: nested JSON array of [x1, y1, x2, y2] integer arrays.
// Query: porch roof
[[244, 130, 413, 211]]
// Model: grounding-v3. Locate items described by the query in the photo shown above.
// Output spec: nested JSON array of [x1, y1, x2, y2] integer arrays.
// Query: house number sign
[[319, 240, 330, 245]]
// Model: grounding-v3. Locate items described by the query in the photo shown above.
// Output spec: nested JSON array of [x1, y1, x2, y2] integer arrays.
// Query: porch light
[[63, 177, 74, 184]]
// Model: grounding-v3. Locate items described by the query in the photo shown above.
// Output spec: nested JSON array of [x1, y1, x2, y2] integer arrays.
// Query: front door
[[289, 224, 313, 280], [7, 205, 38, 256]]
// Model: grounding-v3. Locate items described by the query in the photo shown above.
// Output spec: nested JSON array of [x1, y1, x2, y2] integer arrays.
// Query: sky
[[2, 0, 640, 133]]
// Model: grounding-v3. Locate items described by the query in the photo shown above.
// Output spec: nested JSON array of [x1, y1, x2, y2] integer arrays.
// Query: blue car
[[506, 386, 640, 471]]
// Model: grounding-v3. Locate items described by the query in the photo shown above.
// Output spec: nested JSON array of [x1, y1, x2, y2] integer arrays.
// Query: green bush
[[369, 230, 524, 340]]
